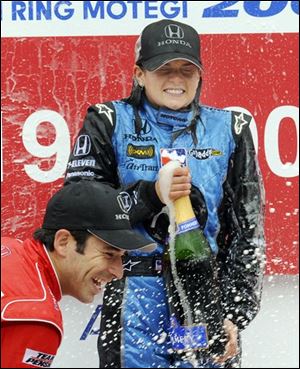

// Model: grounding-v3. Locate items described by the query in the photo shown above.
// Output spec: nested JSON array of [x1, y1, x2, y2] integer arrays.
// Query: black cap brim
[[142, 53, 203, 72], [87, 229, 156, 253]]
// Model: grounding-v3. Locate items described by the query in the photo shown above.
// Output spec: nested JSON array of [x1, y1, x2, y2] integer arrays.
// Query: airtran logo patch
[[189, 148, 223, 160], [127, 144, 155, 159]]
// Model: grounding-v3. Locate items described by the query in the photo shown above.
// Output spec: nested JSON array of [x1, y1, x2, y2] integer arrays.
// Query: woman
[[65, 19, 265, 368]]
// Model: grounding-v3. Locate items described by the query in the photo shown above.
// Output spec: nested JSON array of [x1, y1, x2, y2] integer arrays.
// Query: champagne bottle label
[[168, 317, 209, 351], [177, 217, 199, 235]]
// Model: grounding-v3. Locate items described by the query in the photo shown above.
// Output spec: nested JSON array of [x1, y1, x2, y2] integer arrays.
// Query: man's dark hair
[[33, 228, 90, 254]]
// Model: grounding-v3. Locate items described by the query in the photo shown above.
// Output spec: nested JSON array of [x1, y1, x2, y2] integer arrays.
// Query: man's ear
[[53, 229, 73, 257]]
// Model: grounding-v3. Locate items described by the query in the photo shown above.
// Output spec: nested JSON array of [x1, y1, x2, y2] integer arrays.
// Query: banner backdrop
[[1, 1, 299, 277]]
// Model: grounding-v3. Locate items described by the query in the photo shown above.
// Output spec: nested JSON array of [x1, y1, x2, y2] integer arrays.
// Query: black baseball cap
[[42, 182, 156, 252], [135, 19, 202, 71]]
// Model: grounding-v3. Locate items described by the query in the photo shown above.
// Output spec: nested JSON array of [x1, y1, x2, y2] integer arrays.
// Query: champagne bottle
[[164, 194, 226, 359]]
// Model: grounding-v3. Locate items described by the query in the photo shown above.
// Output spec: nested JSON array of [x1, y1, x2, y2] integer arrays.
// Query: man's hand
[[155, 166, 191, 203], [214, 319, 239, 364]]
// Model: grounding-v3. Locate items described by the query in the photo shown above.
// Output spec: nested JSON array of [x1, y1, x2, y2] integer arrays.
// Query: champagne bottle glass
[[162, 161, 226, 366]]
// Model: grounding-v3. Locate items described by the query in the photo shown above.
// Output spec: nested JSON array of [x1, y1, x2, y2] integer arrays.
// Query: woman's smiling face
[[135, 60, 201, 110]]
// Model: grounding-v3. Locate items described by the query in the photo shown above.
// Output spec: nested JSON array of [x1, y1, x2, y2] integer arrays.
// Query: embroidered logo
[[95, 104, 114, 126], [233, 112, 249, 135], [160, 148, 187, 166], [127, 144, 155, 159], [189, 148, 223, 160], [140, 120, 151, 135], [117, 192, 132, 213], [165, 24, 184, 39], [73, 135, 91, 157], [123, 259, 142, 272]]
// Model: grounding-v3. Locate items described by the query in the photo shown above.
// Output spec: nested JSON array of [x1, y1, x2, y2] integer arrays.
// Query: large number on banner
[[265, 106, 299, 178], [203, 1, 299, 17], [22, 110, 70, 183], [226, 105, 299, 178], [244, 1, 290, 17]]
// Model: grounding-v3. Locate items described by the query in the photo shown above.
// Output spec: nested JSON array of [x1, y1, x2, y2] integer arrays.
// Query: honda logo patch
[[73, 135, 91, 157], [164, 24, 184, 39]]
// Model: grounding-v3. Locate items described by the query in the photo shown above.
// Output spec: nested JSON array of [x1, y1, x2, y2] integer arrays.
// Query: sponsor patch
[[158, 112, 188, 125], [139, 120, 152, 135], [65, 170, 95, 178], [67, 159, 96, 169], [124, 133, 158, 143], [189, 148, 223, 160], [125, 160, 159, 172], [160, 148, 187, 167], [73, 135, 91, 157], [168, 317, 208, 351], [127, 144, 155, 159], [22, 348, 55, 368]]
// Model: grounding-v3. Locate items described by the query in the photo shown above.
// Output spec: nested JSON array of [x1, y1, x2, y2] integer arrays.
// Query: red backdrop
[[1, 33, 299, 274]]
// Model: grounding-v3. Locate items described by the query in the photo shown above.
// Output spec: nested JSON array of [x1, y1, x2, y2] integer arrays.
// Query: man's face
[[135, 60, 201, 110], [60, 234, 125, 303]]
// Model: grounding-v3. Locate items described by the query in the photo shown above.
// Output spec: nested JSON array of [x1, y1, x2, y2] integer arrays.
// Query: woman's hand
[[214, 319, 239, 364], [155, 166, 191, 203]]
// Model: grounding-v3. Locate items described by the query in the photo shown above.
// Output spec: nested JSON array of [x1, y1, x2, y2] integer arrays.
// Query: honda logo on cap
[[73, 135, 91, 157], [164, 24, 184, 39], [117, 192, 132, 214]]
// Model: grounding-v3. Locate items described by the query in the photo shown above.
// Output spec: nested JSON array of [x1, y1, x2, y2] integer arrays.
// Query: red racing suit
[[1, 238, 63, 368]]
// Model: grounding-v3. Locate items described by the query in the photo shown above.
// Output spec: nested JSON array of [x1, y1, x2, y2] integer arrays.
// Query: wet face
[[54, 231, 125, 303], [135, 60, 201, 110]]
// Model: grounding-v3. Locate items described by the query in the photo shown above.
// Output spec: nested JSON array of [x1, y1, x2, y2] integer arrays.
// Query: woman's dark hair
[[33, 228, 90, 254]]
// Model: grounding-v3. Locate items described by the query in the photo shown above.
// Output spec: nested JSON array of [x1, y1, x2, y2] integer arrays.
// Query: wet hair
[[123, 67, 203, 145], [33, 228, 90, 254]]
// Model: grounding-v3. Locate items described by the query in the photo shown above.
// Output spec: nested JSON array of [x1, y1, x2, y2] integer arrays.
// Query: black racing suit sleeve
[[217, 112, 266, 331], [65, 103, 119, 186], [64, 103, 164, 226]]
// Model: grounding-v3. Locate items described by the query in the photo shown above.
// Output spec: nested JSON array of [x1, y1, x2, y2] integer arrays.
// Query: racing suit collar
[[28, 239, 62, 302], [142, 97, 193, 129]]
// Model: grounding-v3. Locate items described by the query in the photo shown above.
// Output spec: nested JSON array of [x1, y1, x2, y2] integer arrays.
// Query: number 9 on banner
[[22, 110, 70, 183]]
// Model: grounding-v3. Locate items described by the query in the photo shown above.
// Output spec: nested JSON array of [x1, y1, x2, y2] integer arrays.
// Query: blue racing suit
[[65, 98, 265, 368]]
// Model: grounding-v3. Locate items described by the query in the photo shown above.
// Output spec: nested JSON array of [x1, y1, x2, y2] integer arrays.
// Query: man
[[65, 20, 265, 368], [1, 181, 158, 368]]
